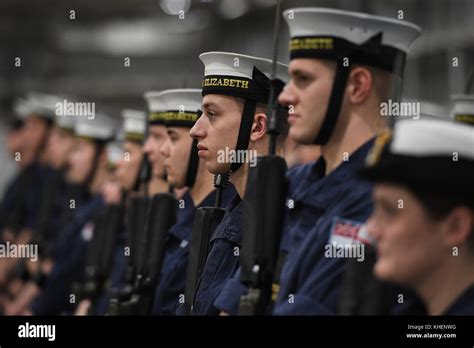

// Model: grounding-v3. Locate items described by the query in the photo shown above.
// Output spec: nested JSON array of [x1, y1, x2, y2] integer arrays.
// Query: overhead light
[[160, 0, 192, 16], [219, 0, 249, 20]]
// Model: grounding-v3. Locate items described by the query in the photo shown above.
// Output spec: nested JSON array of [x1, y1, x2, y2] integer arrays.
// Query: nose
[[189, 116, 206, 140], [278, 83, 298, 108], [366, 213, 381, 242], [142, 136, 152, 154], [159, 137, 171, 158]]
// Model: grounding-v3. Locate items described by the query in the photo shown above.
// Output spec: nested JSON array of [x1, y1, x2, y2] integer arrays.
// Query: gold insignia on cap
[[290, 37, 334, 51], [454, 114, 474, 125], [202, 77, 250, 89], [164, 111, 199, 123], [148, 111, 167, 122]]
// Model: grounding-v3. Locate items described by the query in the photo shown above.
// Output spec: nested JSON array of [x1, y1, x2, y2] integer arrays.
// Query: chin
[[206, 162, 228, 175], [373, 259, 397, 283], [289, 128, 313, 145], [168, 176, 185, 189]]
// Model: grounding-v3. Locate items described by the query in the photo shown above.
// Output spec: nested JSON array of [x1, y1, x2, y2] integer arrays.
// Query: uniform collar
[[443, 283, 474, 315], [211, 193, 243, 245], [293, 138, 375, 209], [168, 189, 218, 242]]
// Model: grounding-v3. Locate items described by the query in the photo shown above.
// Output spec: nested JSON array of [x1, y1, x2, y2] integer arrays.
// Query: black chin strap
[[185, 138, 199, 188], [84, 142, 104, 190], [230, 99, 257, 172], [313, 61, 351, 145]]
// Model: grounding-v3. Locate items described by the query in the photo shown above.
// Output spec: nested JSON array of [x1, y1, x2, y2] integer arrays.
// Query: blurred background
[[0, 0, 473, 193]]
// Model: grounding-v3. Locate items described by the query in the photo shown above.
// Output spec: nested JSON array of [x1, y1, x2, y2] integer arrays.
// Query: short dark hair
[[234, 97, 289, 146], [415, 190, 474, 249]]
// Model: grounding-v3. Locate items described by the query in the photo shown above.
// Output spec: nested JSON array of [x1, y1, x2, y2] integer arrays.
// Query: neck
[[321, 107, 385, 175], [149, 176, 170, 195], [89, 166, 109, 195], [230, 163, 248, 199], [416, 253, 474, 315], [189, 162, 214, 206]]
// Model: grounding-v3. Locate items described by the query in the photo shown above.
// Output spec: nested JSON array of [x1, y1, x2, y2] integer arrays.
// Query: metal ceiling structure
[[0, 0, 472, 115]]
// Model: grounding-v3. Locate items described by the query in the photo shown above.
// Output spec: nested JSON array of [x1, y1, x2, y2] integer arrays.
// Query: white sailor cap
[[74, 112, 116, 142], [15, 92, 62, 121], [12, 97, 33, 120], [157, 89, 202, 128], [143, 91, 167, 126], [450, 94, 474, 125], [360, 119, 474, 204], [121, 109, 146, 143], [401, 98, 450, 120], [55, 113, 76, 132], [199, 51, 288, 102], [283, 7, 421, 74], [106, 141, 124, 170]]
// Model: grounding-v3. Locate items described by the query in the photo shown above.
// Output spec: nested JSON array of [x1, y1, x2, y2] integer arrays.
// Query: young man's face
[[278, 58, 335, 144], [67, 138, 97, 184], [160, 127, 193, 188], [143, 124, 168, 178], [366, 183, 447, 288], [44, 125, 76, 170], [20, 115, 50, 160], [6, 127, 24, 158], [189, 94, 241, 174], [116, 141, 143, 191]]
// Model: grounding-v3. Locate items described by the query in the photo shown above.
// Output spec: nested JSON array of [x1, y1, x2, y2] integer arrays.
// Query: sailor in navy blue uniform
[[29, 113, 116, 315], [149, 89, 234, 315], [186, 52, 288, 315], [0, 93, 60, 292], [360, 118, 474, 316], [0, 93, 60, 237], [271, 8, 421, 314]]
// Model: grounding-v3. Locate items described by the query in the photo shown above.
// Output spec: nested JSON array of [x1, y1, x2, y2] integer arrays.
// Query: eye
[[295, 74, 312, 84], [205, 110, 217, 120], [380, 201, 398, 217]]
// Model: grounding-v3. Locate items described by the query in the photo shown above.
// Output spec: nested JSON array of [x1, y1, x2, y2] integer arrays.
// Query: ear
[[442, 206, 474, 248], [250, 112, 267, 142], [346, 66, 373, 105]]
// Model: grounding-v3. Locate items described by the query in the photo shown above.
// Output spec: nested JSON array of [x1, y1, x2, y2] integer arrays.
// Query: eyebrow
[[289, 68, 313, 77], [202, 101, 221, 111]]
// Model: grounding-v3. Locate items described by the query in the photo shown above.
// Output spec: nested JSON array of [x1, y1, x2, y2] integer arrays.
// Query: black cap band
[[148, 111, 167, 126], [290, 33, 407, 76], [454, 114, 474, 125], [164, 110, 200, 128], [201, 67, 271, 103]]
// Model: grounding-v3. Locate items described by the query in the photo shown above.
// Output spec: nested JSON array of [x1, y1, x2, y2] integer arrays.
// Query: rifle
[[108, 110, 177, 315], [238, 0, 288, 315], [183, 173, 229, 315], [121, 192, 177, 315]]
